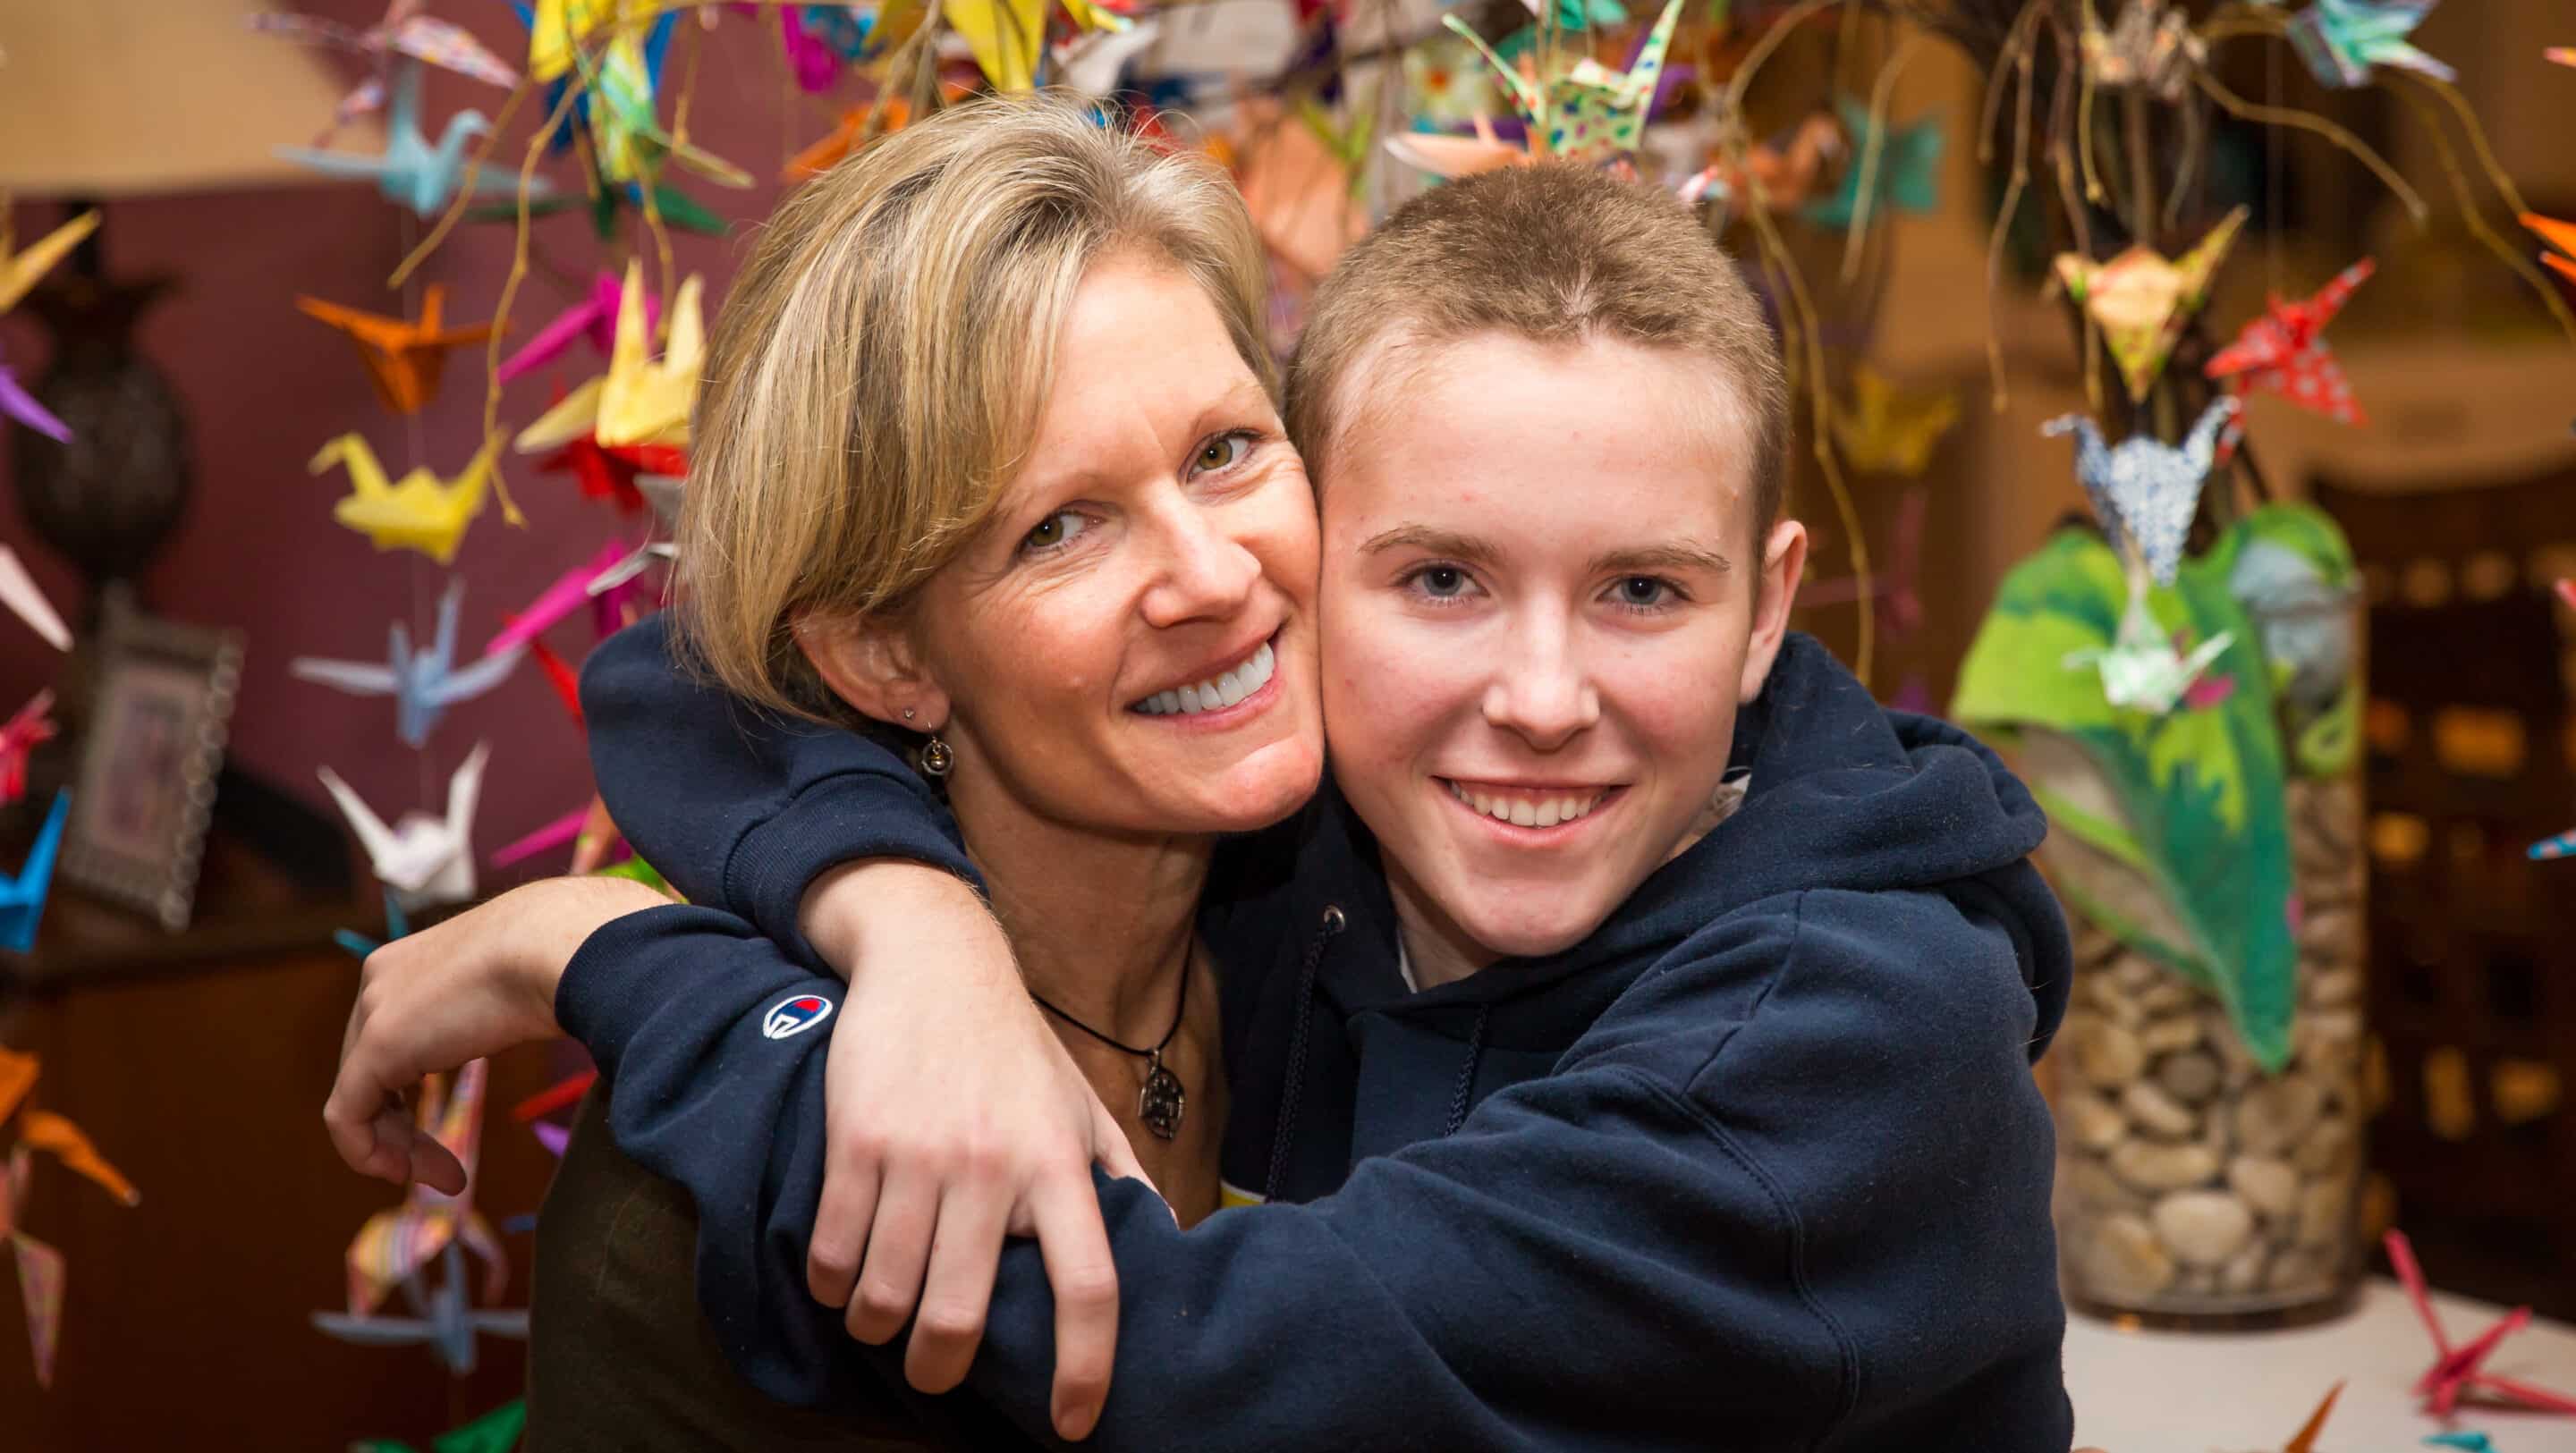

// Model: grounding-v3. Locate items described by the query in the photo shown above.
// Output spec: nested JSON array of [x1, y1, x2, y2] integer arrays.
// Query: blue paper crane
[[0, 790, 68, 952], [290, 577, 523, 748], [312, 1239, 530, 1377], [274, 59, 552, 217]]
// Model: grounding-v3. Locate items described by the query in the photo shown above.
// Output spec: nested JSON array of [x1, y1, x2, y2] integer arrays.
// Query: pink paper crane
[[2205, 258, 2375, 426], [2385, 1229, 2576, 1417], [495, 272, 661, 384], [0, 690, 55, 807]]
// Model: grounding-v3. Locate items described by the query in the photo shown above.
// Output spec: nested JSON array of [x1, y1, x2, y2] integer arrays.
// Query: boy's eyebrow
[[1358, 525, 1504, 565], [1590, 543, 1733, 576]]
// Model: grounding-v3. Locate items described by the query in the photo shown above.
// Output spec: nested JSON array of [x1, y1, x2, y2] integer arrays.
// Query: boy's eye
[[1192, 432, 1251, 474], [1419, 566, 1469, 597], [1021, 510, 1091, 554], [1610, 576, 1678, 609]]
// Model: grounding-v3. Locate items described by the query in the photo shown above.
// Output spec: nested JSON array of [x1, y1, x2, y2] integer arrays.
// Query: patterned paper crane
[[1, 1047, 140, 1390], [2206, 258, 2376, 425]]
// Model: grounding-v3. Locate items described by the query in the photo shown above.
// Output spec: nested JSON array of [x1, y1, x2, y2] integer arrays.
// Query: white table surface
[[2065, 1280, 2576, 1450]]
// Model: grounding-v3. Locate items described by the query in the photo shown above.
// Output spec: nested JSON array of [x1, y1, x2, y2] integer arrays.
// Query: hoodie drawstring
[[1441, 1003, 1493, 1138], [1263, 904, 1343, 1201]]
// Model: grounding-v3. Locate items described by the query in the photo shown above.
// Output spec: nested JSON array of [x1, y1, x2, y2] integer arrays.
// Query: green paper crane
[[354, 1398, 527, 1453], [1804, 95, 1942, 232]]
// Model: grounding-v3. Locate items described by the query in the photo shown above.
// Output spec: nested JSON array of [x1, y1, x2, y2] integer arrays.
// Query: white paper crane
[[317, 741, 488, 910]]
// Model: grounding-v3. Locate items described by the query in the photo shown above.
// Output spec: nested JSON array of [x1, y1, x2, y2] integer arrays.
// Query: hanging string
[[397, 204, 436, 817]]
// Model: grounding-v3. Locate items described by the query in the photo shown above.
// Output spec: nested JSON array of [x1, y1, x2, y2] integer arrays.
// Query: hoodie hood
[[1214, 632, 2072, 1200]]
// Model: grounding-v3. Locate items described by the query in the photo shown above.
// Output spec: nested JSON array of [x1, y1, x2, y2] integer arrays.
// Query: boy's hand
[[326, 876, 666, 1190], [798, 861, 1150, 1442]]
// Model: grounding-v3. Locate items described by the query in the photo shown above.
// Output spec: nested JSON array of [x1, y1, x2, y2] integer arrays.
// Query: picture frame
[[60, 587, 242, 931]]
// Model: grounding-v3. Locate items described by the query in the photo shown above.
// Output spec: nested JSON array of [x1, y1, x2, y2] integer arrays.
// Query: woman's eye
[[1191, 432, 1251, 474], [1021, 510, 1090, 554]]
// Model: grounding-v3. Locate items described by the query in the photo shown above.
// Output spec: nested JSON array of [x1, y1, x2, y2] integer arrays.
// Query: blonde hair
[[1284, 164, 1790, 530], [681, 93, 1275, 720]]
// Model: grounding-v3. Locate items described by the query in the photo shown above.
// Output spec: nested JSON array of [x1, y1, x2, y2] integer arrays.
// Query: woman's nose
[[1481, 623, 1601, 751], [1140, 509, 1262, 629]]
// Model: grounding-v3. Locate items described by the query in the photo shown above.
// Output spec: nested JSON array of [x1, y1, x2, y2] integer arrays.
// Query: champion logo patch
[[761, 993, 835, 1041]]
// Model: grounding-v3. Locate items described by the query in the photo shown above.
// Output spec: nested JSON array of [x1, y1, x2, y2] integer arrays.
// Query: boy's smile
[[1317, 329, 1804, 989]]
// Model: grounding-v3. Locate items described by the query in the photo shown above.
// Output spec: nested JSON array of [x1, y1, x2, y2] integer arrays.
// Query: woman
[[335, 107, 2072, 1449]]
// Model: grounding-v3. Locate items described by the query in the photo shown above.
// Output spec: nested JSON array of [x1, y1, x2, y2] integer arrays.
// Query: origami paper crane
[[1057, 16, 1164, 98], [485, 541, 641, 657], [2385, 1229, 2576, 1416], [0, 691, 55, 807], [2206, 258, 2374, 425], [2046, 396, 2241, 587], [3, 1045, 140, 1389], [1384, 115, 1526, 181], [2276, 1381, 2343, 1453], [275, 60, 547, 218], [2055, 207, 2249, 402], [293, 580, 522, 749], [0, 210, 100, 317], [1674, 112, 1843, 212], [1445, 0, 1683, 167], [495, 272, 656, 384], [2422, 1434, 2495, 1452], [784, 99, 915, 181], [2080, 0, 2205, 100], [315, 741, 490, 914], [801, 4, 883, 62], [946, 0, 1097, 92], [313, 1060, 528, 1375], [524, 0, 659, 85], [312, 431, 506, 566], [0, 342, 70, 443], [1804, 96, 1942, 232], [296, 285, 495, 417], [2549, 46, 2575, 69], [335, 890, 411, 960], [1828, 368, 1959, 476], [596, 263, 703, 448], [354, 1398, 528, 1453], [2285, 0, 2453, 89], [0, 546, 72, 653], [577, 14, 753, 190], [0, 792, 68, 953], [519, 430, 651, 513], [2522, 213, 2576, 288], [250, 0, 521, 142]]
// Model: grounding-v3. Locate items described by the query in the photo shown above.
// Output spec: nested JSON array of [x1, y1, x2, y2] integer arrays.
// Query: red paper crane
[[2206, 258, 2374, 425], [0, 689, 55, 806], [2385, 1229, 2576, 1417]]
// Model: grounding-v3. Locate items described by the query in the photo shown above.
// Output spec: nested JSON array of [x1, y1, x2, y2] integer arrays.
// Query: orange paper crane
[[295, 284, 495, 417], [2525, 212, 2576, 287], [1, 1047, 140, 1390]]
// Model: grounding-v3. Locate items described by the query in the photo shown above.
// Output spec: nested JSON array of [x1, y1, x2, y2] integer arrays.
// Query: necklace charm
[[1139, 1050, 1185, 1140]]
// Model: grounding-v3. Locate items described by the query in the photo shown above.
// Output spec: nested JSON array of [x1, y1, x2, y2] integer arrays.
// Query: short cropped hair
[[681, 92, 1275, 721], [1284, 165, 1789, 532]]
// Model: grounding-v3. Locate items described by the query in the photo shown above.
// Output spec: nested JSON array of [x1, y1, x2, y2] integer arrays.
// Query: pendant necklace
[[1030, 942, 1191, 1140]]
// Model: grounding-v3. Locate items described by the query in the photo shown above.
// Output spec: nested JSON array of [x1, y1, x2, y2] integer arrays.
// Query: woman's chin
[[1178, 739, 1326, 832]]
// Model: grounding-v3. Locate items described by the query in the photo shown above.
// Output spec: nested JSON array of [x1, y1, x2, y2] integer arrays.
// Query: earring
[[902, 707, 915, 722], [918, 735, 953, 778]]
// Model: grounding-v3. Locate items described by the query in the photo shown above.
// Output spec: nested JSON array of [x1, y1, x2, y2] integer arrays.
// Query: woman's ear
[[796, 612, 953, 731], [1736, 518, 1809, 705]]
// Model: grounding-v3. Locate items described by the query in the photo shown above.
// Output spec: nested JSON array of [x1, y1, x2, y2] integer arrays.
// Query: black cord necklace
[[1030, 942, 1191, 1140]]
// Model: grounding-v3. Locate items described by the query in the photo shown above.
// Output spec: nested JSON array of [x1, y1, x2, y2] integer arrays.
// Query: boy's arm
[[578, 613, 982, 965], [569, 889, 2067, 1451]]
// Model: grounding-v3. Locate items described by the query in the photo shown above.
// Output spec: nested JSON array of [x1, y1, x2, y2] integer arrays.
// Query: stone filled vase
[[2051, 772, 2368, 1322]]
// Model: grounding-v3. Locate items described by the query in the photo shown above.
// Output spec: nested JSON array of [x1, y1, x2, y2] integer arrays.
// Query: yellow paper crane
[[521, 261, 706, 454], [2054, 206, 2248, 402], [314, 431, 507, 566], [525, 0, 655, 85], [946, 0, 1116, 93], [0, 209, 102, 317], [1829, 367, 1962, 477]]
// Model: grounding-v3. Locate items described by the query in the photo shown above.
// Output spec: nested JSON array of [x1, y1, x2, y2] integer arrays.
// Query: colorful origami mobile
[[275, 60, 547, 218], [0, 792, 68, 953], [2206, 258, 2375, 425], [250, 0, 521, 142], [2385, 1229, 2576, 1417], [1444, 0, 1683, 168], [514, 263, 707, 452], [0, 546, 72, 653], [496, 271, 657, 384], [292, 580, 522, 749], [1828, 368, 1959, 476], [2284, 0, 2453, 89], [313, 1060, 528, 1375], [296, 285, 495, 417], [1676, 111, 1843, 213], [314, 744, 491, 911], [1804, 95, 1942, 232], [0, 691, 55, 807], [2522, 213, 2576, 288], [0, 342, 71, 443], [354, 1398, 529, 1453], [0, 209, 100, 317], [2055, 207, 2249, 402], [2, 1045, 140, 1389], [2080, 0, 2205, 100], [312, 431, 509, 565]]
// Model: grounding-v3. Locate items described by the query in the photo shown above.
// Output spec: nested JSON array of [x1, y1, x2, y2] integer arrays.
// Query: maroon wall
[[0, 4, 835, 891]]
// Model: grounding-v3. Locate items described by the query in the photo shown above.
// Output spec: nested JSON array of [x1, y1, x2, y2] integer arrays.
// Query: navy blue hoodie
[[563, 620, 2075, 1449]]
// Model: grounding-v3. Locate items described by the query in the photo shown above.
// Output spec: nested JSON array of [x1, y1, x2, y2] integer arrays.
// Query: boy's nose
[[1481, 628, 1600, 751]]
